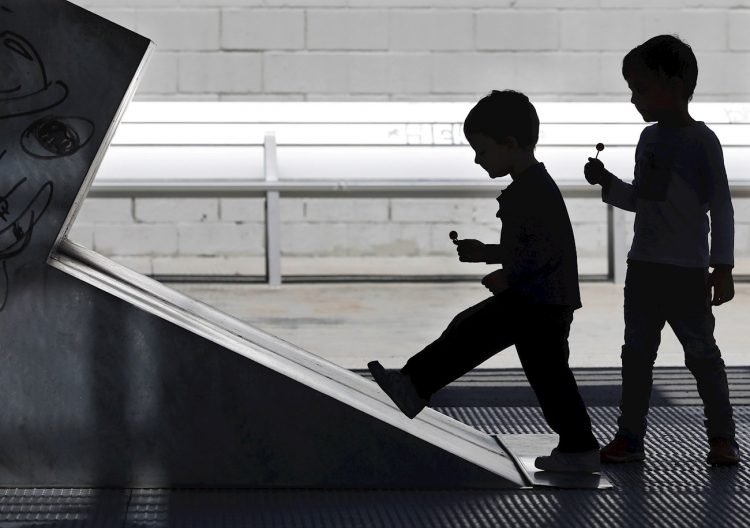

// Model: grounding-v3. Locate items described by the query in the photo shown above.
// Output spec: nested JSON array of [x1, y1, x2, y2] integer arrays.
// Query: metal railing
[[84, 132, 671, 286], [88, 101, 750, 286]]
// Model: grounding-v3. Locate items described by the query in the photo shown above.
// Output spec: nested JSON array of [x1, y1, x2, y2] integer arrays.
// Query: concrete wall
[[65, 1, 750, 275], [68, 197, 610, 275], [71, 0, 750, 102]]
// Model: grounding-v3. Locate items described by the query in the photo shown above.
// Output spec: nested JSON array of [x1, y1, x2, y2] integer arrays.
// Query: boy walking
[[369, 90, 600, 473], [585, 35, 739, 465]]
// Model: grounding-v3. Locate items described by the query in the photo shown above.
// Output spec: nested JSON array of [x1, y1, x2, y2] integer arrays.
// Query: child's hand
[[455, 238, 486, 262], [708, 266, 735, 306], [481, 269, 508, 295], [584, 158, 612, 186]]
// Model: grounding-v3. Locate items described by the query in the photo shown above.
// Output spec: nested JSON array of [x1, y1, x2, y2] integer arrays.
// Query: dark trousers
[[617, 260, 735, 441], [401, 291, 599, 452]]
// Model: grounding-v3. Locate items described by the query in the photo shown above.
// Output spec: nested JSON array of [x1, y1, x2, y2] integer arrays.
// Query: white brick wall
[[514, 0, 596, 6], [729, 12, 750, 51], [432, 54, 517, 94], [75, 198, 133, 224], [68, 196, 750, 276], [138, 53, 179, 94], [68, 0, 750, 101], [179, 52, 263, 93], [264, 53, 349, 93], [476, 11, 560, 51], [307, 10, 389, 50], [59, 1, 750, 274], [560, 11, 644, 52], [305, 198, 389, 222], [135, 199, 219, 223], [136, 9, 221, 51], [222, 9, 305, 50], [601, 0, 683, 7], [645, 10, 727, 51], [94, 224, 179, 256], [349, 53, 432, 94], [220, 198, 266, 222], [390, 10, 474, 51], [391, 199, 474, 223], [177, 223, 265, 255]]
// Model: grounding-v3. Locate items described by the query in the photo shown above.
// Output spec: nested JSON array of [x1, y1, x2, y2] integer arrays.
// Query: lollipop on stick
[[595, 143, 605, 159]]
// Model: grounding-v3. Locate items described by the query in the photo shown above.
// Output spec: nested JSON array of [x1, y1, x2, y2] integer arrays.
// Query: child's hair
[[463, 90, 539, 150], [622, 34, 698, 101]]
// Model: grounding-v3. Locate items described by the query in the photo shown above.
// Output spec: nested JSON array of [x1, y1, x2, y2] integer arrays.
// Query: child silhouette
[[369, 90, 600, 473], [585, 35, 739, 466]]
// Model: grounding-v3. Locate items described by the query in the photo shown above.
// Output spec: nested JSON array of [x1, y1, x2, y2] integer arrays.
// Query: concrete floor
[[169, 281, 750, 370]]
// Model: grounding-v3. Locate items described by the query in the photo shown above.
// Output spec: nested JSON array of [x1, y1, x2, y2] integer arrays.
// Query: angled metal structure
[[0, 0, 526, 487]]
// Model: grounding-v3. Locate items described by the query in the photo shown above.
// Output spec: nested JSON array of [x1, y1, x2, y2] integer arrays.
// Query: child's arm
[[584, 131, 650, 212], [454, 239, 503, 263], [453, 238, 509, 294], [481, 268, 508, 294], [707, 134, 734, 268], [706, 133, 735, 305], [584, 158, 637, 212]]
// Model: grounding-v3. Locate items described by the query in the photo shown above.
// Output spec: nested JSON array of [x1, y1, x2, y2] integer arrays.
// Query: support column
[[264, 133, 282, 287]]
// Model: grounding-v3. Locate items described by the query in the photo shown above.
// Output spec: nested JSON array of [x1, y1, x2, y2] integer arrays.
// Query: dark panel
[[0, 0, 150, 308]]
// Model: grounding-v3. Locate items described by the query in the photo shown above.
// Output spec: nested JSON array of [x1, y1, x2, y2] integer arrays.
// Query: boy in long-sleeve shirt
[[585, 35, 739, 465], [369, 90, 600, 473]]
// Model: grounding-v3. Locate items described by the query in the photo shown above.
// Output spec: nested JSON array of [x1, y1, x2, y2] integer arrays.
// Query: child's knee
[[684, 340, 723, 367], [620, 344, 658, 366]]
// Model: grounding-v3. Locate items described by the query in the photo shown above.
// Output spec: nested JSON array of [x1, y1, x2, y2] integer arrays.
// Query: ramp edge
[[49, 240, 525, 487]]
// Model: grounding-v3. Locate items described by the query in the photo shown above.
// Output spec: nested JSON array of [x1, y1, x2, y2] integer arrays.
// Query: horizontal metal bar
[[87, 179, 750, 198], [120, 101, 750, 125]]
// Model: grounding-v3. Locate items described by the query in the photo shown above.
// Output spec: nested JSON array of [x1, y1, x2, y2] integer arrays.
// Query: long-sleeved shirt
[[603, 121, 734, 268], [486, 162, 582, 309]]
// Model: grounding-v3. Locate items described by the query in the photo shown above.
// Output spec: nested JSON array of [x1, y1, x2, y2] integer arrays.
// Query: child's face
[[467, 133, 513, 179], [626, 61, 684, 122]]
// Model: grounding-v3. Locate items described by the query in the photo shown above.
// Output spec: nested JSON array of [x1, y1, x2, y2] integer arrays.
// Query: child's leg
[[401, 292, 518, 400], [515, 306, 599, 452], [667, 268, 735, 442], [616, 261, 667, 440]]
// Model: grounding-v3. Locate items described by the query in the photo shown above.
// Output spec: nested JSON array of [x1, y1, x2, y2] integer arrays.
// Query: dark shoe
[[535, 448, 601, 473], [707, 438, 741, 466], [368, 361, 428, 419], [600, 435, 645, 463]]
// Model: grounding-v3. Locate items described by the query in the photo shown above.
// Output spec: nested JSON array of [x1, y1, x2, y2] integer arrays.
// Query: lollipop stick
[[594, 143, 605, 159]]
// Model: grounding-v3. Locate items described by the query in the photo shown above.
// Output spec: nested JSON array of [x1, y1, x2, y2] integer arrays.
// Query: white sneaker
[[534, 448, 601, 473], [368, 361, 428, 419]]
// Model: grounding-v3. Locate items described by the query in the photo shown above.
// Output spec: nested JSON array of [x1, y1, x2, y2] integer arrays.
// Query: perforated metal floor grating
[[0, 405, 747, 527]]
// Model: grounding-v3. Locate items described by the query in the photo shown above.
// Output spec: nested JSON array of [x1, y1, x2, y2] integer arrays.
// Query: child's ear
[[666, 75, 685, 97], [499, 136, 519, 149]]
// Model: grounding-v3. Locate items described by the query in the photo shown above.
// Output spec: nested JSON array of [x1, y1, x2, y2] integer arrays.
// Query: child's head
[[622, 35, 698, 122], [463, 90, 539, 178]]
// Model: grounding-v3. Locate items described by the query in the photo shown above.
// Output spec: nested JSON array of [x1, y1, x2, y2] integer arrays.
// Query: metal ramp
[[40, 239, 525, 488], [0, 0, 525, 488]]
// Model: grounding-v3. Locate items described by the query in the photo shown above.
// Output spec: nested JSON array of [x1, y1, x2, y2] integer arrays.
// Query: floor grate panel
[[0, 406, 748, 527]]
